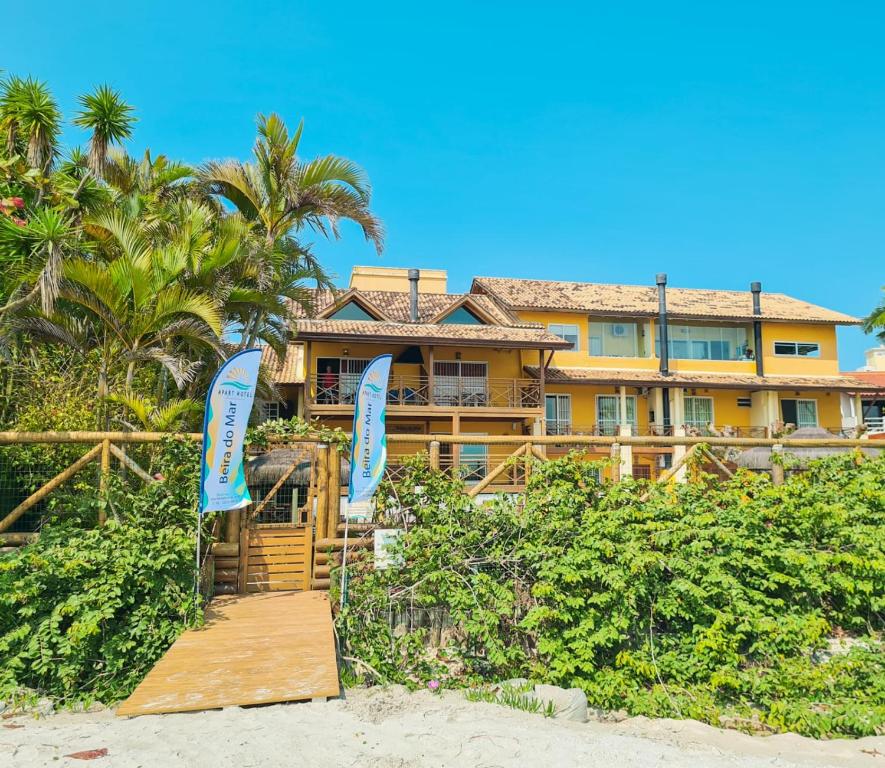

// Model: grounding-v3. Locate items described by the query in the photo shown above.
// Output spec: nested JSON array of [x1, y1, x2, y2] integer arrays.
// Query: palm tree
[[0, 206, 76, 316], [864, 289, 885, 343], [200, 113, 383, 345], [0, 76, 61, 172], [73, 85, 136, 178], [17, 209, 223, 412]]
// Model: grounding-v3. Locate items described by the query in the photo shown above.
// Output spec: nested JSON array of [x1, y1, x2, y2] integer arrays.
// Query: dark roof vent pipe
[[656, 273, 670, 377], [751, 281, 764, 376], [408, 269, 420, 323]]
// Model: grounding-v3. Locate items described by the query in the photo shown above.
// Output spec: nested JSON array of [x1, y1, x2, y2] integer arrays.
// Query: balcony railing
[[546, 423, 770, 438], [865, 416, 885, 435], [310, 375, 541, 409]]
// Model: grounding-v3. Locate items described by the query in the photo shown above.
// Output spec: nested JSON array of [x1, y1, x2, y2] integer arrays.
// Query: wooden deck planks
[[116, 591, 339, 717]]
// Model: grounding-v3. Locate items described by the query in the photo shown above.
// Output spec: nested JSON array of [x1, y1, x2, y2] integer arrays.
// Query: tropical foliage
[[337, 451, 885, 738], [0, 71, 382, 434], [865, 288, 885, 343]]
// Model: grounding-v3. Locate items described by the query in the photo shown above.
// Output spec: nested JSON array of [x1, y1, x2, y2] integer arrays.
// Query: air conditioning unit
[[611, 323, 628, 337]]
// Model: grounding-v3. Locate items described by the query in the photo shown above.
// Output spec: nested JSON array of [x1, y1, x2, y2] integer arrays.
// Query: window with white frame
[[596, 394, 637, 435], [655, 323, 750, 360], [261, 401, 281, 422], [781, 398, 818, 428], [548, 323, 580, 351], [545, 394, 572, 435], [773, 341, 820, 358], [683, 396, 714, 429], [588, 321, 646, 357]]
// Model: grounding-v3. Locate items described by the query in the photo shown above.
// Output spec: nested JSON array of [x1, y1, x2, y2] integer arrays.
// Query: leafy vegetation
[[337, 451, 885, 738], [0, 438, 205, 705]]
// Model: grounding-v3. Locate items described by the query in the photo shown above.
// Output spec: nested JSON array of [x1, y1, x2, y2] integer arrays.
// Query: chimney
[[408, 269, 420, 323], [656, 274, 671, 430], [750, 281, 764, 376], [656, 273, 670, 376]]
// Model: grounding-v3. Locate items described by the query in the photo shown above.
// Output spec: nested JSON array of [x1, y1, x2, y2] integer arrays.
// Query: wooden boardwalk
[[117, 591, 340, 716]]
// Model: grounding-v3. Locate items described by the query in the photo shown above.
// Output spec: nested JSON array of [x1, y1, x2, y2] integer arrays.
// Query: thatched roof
[[247, 448, 351, 486], [735, 427, 880, 470]]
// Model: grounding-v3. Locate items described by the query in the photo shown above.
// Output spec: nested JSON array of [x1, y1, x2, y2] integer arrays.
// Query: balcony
[[545, 422, 769, 438], [309, 374, 541, 410]]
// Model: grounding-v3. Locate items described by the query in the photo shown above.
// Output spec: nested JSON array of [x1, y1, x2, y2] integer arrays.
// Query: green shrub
[[337, 451, 885, 738], [0, 437, 204, 705]]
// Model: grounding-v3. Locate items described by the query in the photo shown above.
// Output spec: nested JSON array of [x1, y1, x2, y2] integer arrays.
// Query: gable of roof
[[289, 289, 518, 325], [472, 277, 860, 325], [315, 289, 391, 321]]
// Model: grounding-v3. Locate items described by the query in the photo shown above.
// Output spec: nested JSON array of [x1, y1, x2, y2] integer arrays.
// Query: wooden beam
[[98, 438, 111, 526], [315, 444, 330, 541], [451, 412, 461, 476], [771, 444, 785, 486], [0, 443, 103, 533], [699, 446, 734, 478], [467, 444, 528, 498], [610, 443, 621, 483], [639, 443, 702, 502], [327, 447, 341, 540], [429, 440, 440, 470], [427, 345, 435, 405], [108, 443, 155, 485]]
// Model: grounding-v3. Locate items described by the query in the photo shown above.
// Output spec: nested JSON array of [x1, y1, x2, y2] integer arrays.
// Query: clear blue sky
[[7, 1, 884, 368]]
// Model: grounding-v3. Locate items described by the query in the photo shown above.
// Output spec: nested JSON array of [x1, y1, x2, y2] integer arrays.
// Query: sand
[[2, 687, 883, 768]]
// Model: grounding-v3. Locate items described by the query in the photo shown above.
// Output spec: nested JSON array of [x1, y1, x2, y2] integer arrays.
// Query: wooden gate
[[243, 526, 314, 592]]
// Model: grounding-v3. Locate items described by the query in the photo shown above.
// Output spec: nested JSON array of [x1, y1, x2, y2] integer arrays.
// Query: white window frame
[[683, 396, 714, 428], [773, 341, 821, 358], [596, 394, 637, 434], [548, 323, 580, 351], [545, 393, 572, 435], [261, 401, 281, 422], [794, 398, 818, 428]]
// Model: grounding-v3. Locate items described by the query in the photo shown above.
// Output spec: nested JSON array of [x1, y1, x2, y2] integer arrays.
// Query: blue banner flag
[[198, 348, 262, 515], [348, 354, 392, 504]]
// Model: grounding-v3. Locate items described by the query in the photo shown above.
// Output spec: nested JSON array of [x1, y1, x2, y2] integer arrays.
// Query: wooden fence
[[1, 430, 879, 593]]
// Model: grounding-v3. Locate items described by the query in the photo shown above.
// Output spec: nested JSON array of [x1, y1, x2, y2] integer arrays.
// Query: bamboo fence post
[[699, 446, 734, 479], [315, 444, 330, 541], [429, 440, 440, 471], [610, 443, 621, 483], [327, 446, 341, 540], [639, 443, 702, 502], [467, 444, 527, 498], [0, 443, 103, 533], [237, 513, 249, 594], [108, 443, 155, 484], [771, 444, 785, 486], [98, 438, 111, 526], [522, 441, 533, 487]]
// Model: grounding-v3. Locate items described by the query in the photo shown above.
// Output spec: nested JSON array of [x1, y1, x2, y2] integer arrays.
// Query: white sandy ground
[[1, 687, 883, 768]]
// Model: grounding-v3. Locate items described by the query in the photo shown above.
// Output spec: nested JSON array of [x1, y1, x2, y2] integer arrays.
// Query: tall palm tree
[[0, 76, 61, 172], [200, 113, 383, 345], [17, 210, 223, 406], [73, 85, 136, 178]]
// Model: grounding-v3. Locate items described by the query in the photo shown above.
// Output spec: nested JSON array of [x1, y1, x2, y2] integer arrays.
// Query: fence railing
[[309, 375, 542, 409], [0, 430, 878, 542]]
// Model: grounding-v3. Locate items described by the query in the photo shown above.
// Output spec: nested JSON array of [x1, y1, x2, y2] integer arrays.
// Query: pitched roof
[[294, 319, 571, 349], [290, 289, 518, 325], [841, 370, 885, 395], [472, 277, 860, 325], [524, 366, 879, 392], [261, 344, 305, 384]]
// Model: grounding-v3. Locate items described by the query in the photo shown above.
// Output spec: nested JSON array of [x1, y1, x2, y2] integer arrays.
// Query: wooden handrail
[[0, 430, 876, 449]]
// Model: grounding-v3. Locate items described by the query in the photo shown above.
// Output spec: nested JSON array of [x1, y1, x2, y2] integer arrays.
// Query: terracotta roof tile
[[524, 366, 878, 391], [261, 344, 305, 384], [473, 277, 860, 324], [289, 289, 518, 325], [295, 319, 570, 349]]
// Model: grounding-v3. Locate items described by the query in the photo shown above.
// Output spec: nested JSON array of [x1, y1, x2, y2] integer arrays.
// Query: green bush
[[337, 451, 885, 738], [0, 437, 204, 705]]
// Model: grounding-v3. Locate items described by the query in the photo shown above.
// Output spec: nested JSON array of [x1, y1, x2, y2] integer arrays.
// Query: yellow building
[[263, 266, 876, 479]]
